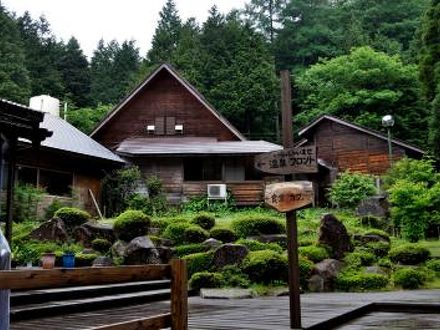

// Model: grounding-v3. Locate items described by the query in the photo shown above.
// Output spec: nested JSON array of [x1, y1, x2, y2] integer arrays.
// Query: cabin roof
[[297, 115, 425, 155], [116, 137, 282, 156], [90, 63, 246, 141]]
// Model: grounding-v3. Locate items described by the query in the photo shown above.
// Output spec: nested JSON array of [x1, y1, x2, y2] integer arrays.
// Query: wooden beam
[[0, 265, 170, 290], [5, 137, 17, 244], [170, 259, 188, 330], [91, 313, 172, 330]]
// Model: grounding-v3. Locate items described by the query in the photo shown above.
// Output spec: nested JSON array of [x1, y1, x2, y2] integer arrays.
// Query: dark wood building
[[92, 64, 281, 205]]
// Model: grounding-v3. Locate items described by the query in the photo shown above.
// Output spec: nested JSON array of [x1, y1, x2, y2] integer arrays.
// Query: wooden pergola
[[0, 99, 52, 243]]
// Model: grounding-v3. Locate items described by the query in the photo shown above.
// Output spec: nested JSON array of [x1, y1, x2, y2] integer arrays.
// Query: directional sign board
[[255, 146, 318, 175], [264, 181, 314, 212]]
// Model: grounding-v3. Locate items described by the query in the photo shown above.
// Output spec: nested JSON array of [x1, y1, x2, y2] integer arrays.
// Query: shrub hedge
[[221, 265, 251, 288], [336, 272, 389, 291], [299, 245, 329, 263], [163, 222, 193, 245], [191, 213, 216, 230], [426, 259, 440, 273], [241, 249, 288, 284], [209, 228, 237, 243], [235, 239, 283, 253], [173, 243, 210, 257], [388, 244, 431, 265], [189, 271, 225, 290], [232, 216, 285, 238], [75, 253, 98, 267], [344, 251, 376, 269], [393, 268, 426, 289], [91, 238, 112, 254], [184, 226, 209, 244], [183, 252, 214, 277], [55, 207, 90, 227], [113, 210, 151, 242]]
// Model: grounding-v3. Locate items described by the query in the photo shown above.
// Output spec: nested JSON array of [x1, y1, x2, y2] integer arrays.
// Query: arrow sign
[[255, 146, 318, 175], [264, 181, 314, 212]]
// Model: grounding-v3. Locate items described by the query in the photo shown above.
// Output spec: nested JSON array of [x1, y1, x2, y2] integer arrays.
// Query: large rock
[[202, 238, 222, 249], [156, 246, 173, 263], [73, 222, 115, 247], [123, 236, 161, 265], [353, 233, 390, 244], [356, 195, 389, 218], [318, 214, 353, 259], [309, 259, 344, 292], [28, 217, 68, 242], [92, 256, 114, 267], [213, 244, 249, 269], [111, 240, 128, 258]]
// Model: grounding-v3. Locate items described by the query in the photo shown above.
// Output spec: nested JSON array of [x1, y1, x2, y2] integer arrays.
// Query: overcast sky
[[3, 0, 247, 58]]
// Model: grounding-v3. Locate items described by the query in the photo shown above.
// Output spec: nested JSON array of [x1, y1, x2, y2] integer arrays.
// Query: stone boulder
[[318, 214, 353, 260], [73, 222, 115, 247], [111, 240, 128, 258], [28, 217, 68, 242], [308, 259, 344, 292], [123, 236, 161, 265], [202, 238, 222, 250], [92, 256, 114, 267], [213, 244, 249, 269], [353, 233, 390, 244], [356, 195, 389, 218], [156, 246, 173, 263]]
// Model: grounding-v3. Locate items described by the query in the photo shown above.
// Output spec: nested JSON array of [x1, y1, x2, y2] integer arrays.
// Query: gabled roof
[[90, 63, 246, 141], [298, 115, 424, 155]]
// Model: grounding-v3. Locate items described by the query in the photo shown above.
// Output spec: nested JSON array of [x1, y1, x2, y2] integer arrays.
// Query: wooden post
[[5, 137, 17, 245], [280, 70, 302, 329], [170, 259, 188, 330]]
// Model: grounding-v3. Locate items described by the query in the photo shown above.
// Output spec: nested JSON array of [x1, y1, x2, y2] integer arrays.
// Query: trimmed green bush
[[299, 245, 329, 263], [221, 265, 251, 288], [232, 216, 285, 238], [91, 238, 112, 254], [241, 250, 288, 284], [191, 213, 216, 230], [184, 226, 209, 244], [363, 229, 390, 242], [113, 210, 151, 242], [235, 239, 283, 253], [389, 244, 431, 265], [163, 222, 193, 245], [377, 258, 393, 269], [336, 272, 389, 291], [174, 244, 210, 257], [209, 228, 236, 243], [298, 238, 315, 247], [55, 207, 90, 227], [189, 271, 225, 290], [299, 256, 314, 288], [426, 259, 440, 273], [364, 241, 391, 258], [344, 251, 376, 269], [75, 253, 98, 267], [328, 171, 376, 208], [183, 252, 214, 277], [393, 268, 426, 289]]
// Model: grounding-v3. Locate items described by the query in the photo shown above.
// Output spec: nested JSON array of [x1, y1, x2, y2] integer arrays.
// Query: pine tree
[[147, 0, 182, 64], [112, 40, 140, 100], [90, 39, 115, 105], [0, 5, 31, 103], [58, 37, 91, 107]]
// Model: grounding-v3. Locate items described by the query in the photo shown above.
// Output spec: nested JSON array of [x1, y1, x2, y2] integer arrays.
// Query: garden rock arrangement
[[29, 217, 68, 242], [318, 213, 353, 259]]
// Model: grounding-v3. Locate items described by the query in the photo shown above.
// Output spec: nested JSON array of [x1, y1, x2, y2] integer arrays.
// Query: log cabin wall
[[94, 70, 240, 149], [312, 120, 406, 175]]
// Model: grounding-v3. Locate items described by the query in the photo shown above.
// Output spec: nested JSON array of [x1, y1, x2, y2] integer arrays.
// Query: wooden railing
[[0, 259, 187, 330]]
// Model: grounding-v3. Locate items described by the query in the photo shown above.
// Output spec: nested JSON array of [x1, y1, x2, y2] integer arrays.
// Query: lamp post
[[382, 115, 395, 166]]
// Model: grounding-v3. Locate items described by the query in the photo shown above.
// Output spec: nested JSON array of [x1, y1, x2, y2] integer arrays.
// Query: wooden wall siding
[[73, 173, 102, 214], [94, 70, 240, 149], [312, 121, 406, 175]]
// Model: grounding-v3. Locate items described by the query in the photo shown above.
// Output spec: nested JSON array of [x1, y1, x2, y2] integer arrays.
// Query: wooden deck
[[11, 290, 440, 330]]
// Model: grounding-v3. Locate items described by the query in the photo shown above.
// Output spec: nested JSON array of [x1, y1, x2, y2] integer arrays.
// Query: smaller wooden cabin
[[91, 64, 282, 205]]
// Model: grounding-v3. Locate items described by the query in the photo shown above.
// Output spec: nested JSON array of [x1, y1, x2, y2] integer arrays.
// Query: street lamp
[[382, 115, 395, 166]]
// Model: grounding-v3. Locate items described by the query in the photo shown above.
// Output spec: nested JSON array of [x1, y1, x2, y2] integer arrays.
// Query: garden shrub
[[336, 272, 389, 291], [127, 193, 168, 216], [388, 244, 431, 265], [55, 207, 91, 227], [360, 216, 386, 229], [184, 226, 210, 244], [361, 241, 391, 258], [13, 184, 45, 222], [189, 271, 225, 290], [221, 265, 251, 288], [299, 245, 329, 263], [393, 268, 426, 289], [75, 253, 98, 267], [241, 250, 288, 284], [45, 198, 68, 220], [174, 244, 210, 257], [328, 171, 376, 208], [344, 251, 376, 269], [377, 258, 393, 269], [298, 238, 315, 247], [113, 210, 151, 242], [209, 228, 236, 243], [191, 213, 216, 230], [383, 157, 438, 189], [235, 239, 283, 253], [232, 216, 285, 238], [299, 256, 315, 288], [363, 229, 390, 242], [91, 238, 112, 254], [426, 259, 440, 273], [183, 252, 214, 277], [163, 222, 193, 245]]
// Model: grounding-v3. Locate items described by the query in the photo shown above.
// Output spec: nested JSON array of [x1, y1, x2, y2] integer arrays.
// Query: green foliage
[[163, 222, 193, 245], [44, 198, 68, 220], [12, 240, 83, 265], [125, 175, 168, 216], [75, 252, 98, 267], [393, 267, 426, 289], [221, 265, 251, 288], [189, 271, 225, 290], [91, 238, 112, 254], [344, 251, 376, 269], [182, 195, 235, 213], [173, 243, 210, 257], [336, 272, 389, 291], [232, 216, 285, 238], [388, 180, 430, 242], [383, 158, 438, 189], [13, 184, 44, 222], [241, 250, 288, 284], [55, 207, 90, 227], [377, 258, 393, 269], [191, 213, 216, 230], [362, 242, 391, 258], [389, 244, 431, 265], [67, 104, 112, 134], [209, 228, 237, 243], [298, 256, 315, 288], [299, 245, 330, 263], [184, 226, 210, 244], [363, 229, 390, 241], [328, 171, 376, 208], [113, 210, 151, 242], [236, 239, 283, 253], [426, 259, 440, 273], [183, 251, 214, 277]]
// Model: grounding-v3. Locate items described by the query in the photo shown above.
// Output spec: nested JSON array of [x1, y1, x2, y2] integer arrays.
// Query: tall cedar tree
[[419, 0, 440, 157], [57, 37, 91, 107], [147, 0, 181, 64], [0, 5, 30, 102]]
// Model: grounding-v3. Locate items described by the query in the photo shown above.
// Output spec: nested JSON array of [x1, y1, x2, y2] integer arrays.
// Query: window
[[154, 116, 177, 135], [184, 158, 222, 181], [224, 158, 245, 181]]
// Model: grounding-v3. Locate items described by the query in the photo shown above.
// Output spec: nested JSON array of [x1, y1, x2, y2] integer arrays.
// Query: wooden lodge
[[91, 64, 282, 205]]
